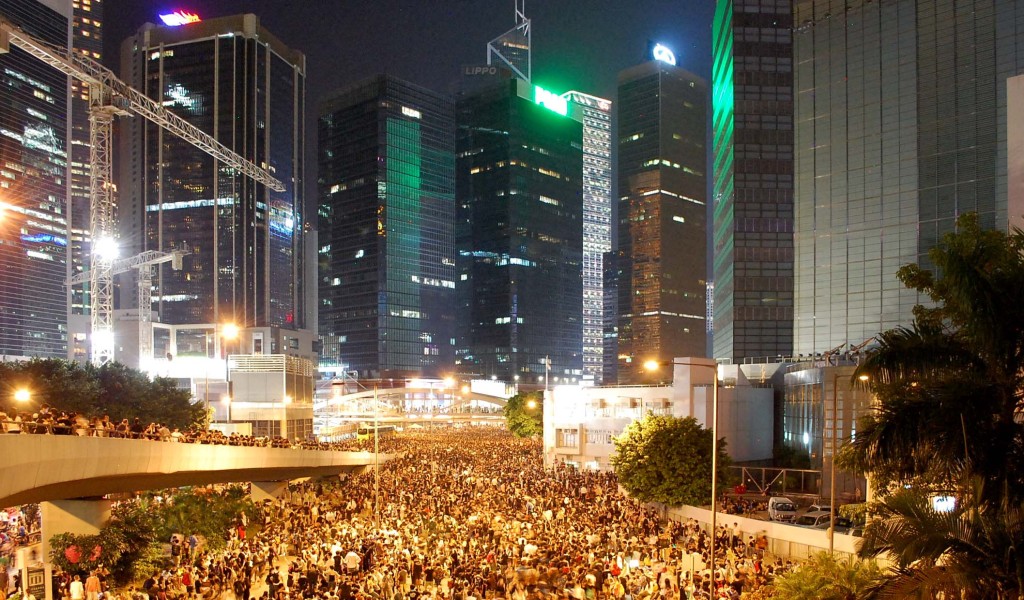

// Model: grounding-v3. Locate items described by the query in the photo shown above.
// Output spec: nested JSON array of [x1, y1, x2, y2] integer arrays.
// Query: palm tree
[[856, 487, 1024, 600], [836, 213, 1024, 596], [769, 552, 883, 600], [841, 213, 1024, 504]]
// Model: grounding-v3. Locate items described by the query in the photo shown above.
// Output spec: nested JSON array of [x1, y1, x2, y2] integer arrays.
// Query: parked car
[[793, 510, 831, 528], [767, 496, 798, 522], [807, 503, 833, 514]]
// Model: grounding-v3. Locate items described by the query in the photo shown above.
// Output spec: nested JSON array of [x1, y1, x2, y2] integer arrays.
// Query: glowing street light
[[220, 322, 239, 340], [14, 389, 30, 403]]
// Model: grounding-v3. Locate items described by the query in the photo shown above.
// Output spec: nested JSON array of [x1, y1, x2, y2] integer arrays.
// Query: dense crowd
[[87, 428, 793, 600], [0, 403, 404, 452]]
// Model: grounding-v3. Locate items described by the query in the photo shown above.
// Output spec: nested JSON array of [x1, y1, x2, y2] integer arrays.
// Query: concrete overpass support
[[40, 499, 111, 600], [251, 481, 288, 502]]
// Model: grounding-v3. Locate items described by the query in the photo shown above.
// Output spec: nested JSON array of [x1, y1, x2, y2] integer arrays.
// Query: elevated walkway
[[0, 434, 384, 507]]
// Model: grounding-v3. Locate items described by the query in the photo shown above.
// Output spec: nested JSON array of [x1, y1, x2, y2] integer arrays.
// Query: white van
[[767, 496, 798, 522]]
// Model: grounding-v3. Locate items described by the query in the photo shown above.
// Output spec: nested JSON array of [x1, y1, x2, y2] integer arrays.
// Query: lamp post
[[645, 358, 720, 574], [281, 395, 292, 441], [829, 371, 869, 554], [373, 383, 380, 529]]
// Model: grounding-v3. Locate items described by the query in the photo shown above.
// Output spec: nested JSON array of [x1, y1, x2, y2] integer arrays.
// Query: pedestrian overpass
[[0, 434, 384, 508]]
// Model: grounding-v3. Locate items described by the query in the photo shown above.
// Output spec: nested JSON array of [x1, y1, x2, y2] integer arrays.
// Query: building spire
[[487, 0, 531, 82]]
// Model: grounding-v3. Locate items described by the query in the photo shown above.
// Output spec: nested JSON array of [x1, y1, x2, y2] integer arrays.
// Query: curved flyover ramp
[[0, 435, 383, 507]]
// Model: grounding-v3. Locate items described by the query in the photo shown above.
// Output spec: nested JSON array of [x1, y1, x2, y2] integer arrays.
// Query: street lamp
[[829, 371, 869, 554], [645, 358, 720, 574], [13, 389, 30, 403]]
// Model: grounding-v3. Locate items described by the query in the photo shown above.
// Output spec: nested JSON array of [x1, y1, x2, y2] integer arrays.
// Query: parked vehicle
[[767, 496, 798, 522], [807, 502, 833, 514], [793, 510, 831, 528]]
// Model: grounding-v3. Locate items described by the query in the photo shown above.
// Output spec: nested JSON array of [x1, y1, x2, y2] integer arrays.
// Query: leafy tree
[[95, 362, 204, 428], [611, 415, 731, 507], [49, 487, 262, 585], [0, 358, 204, 429], [503, 392, 543, 438], [769, 552, 883, 600]]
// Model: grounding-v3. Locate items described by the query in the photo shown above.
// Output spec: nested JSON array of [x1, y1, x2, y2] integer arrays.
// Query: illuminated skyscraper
[[616, 51, 708, 384], [562, 91, 611, 383], [0, 0, 71, 359], [318, 75, 456, 378], [119, 15, 308, 344], [711, 0, 794, 363], [791, 1, 1024, 355], [456, 79, 584, 384]]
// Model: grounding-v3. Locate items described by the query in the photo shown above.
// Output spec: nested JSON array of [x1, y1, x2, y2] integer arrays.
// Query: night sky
[[102, 0, 716, 211]]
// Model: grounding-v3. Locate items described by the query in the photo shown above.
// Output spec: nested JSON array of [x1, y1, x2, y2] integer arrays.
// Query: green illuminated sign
[[534, 86, 568, 116]]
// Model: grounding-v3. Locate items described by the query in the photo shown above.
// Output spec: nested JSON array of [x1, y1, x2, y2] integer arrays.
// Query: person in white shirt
[[70, 575, 85, 600]]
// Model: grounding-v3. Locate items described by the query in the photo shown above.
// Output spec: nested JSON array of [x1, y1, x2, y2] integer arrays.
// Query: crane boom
[[0, 21, 285, 191], [0, 17, 285, 364]]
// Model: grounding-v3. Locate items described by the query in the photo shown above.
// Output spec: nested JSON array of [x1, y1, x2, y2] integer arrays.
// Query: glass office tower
[[712, 0, 794, 364], [0, 0, 71, 359], [616, 60, 708, 384], [792, 1, 1024, 355], [119, 14, 306, 331], [456, 79, 584, 384], [562, 91, 612, 383], [318, 75, 456, 378]]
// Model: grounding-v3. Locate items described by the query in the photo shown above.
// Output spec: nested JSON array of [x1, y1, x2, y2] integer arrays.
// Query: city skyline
[[102, 1, 714, 213]]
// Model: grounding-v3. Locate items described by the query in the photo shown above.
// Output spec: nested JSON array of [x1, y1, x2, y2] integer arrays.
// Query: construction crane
[[68, 249, 188, 368], [0, 18, 285, 365]]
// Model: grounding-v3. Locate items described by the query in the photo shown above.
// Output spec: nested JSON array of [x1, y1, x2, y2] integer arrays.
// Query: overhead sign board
[[159, 10, 201, 27]]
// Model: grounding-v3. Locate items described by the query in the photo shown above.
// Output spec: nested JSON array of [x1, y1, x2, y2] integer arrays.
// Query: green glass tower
[[455, 79, 584, 384], [318, 75, 456, 378], [712, 0, 794, 364]]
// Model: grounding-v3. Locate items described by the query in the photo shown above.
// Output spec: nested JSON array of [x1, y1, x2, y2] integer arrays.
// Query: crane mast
[[0, 18, 285, 365]]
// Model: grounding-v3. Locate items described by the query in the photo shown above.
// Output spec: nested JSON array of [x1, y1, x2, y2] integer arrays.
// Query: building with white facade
[[562, 91, 612, 384], [543, 357, 773, 470]]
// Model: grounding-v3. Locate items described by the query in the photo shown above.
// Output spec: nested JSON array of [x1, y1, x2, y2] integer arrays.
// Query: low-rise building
[[543, 357, 773, 470]]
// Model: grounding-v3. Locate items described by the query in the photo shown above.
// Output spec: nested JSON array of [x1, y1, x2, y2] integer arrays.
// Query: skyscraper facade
[[318, 75, 456, 378], [616, 59, 708, 384], [792, 1, 1024, 355], [0, 0, 71, 359], [456, 79, 584, 384], [562, 91, 612, 383], [119, 14, 307, 337], [711, 0, 794, 364]]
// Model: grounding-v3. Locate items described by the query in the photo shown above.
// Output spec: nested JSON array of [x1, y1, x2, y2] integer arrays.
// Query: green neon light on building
[[534, 85, 568, 116]]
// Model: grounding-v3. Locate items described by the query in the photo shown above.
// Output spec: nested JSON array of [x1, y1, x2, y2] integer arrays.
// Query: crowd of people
[[78, 428, 792, 600], [0, 404, 405, 452]]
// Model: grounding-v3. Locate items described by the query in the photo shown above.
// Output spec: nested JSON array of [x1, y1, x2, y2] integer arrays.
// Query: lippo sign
[[463, 65, 501, 76]]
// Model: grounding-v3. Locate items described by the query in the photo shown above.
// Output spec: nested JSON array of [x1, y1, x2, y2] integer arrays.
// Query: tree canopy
[[503, 392, 543, 438], [611, 414, 731, 507], [837, 213, 1024, 598], [0, 358, 205, 429]]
